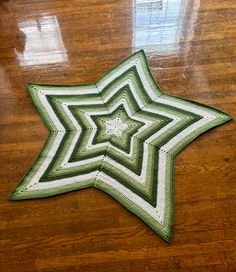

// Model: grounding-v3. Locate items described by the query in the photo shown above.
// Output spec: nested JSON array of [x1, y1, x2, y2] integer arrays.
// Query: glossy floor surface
[[0, 0, 236, 271]]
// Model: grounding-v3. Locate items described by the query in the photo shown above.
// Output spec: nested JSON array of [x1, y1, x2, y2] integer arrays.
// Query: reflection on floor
[[16, 16, 67, 66]]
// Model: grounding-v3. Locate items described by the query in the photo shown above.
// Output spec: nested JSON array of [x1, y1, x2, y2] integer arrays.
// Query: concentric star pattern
[[9, 50, 232, 242]]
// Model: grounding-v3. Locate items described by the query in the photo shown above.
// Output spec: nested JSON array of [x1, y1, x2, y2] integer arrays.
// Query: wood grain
[[0, 0, 235, 271]]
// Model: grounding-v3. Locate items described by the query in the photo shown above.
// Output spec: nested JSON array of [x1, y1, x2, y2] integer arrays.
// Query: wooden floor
[[0, 0, 236, 271]]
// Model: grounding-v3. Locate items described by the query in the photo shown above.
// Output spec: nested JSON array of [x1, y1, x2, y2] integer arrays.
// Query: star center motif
[[9, 50, 232, 242], [105, 117, 128, 138]]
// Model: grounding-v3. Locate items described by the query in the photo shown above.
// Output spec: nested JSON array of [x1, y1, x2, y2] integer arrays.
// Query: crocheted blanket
[[9, 50, 232, 242]]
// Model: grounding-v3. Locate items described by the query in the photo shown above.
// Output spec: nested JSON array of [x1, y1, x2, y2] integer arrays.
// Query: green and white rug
[[9, 50, 232, 242]]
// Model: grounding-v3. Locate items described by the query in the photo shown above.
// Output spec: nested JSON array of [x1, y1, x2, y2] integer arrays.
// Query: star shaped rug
[[9, 50, 232, 242]]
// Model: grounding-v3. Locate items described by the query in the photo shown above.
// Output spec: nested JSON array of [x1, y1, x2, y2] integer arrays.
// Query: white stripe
[[37, 85, 98, 95], [156, 150, 167, 221], [28, 171, 98, 190]]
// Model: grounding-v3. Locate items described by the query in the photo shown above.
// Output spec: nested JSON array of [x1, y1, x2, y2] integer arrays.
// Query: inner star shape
[[9, 50, 232, 242], [105, 117, 128, 138]]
